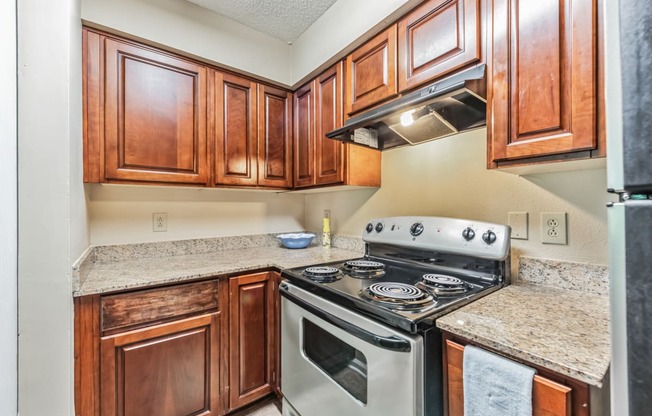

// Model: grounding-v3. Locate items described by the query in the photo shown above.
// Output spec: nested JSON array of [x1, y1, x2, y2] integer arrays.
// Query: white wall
[[305, 129, 613, 271], [18, 0, 87, 414], [81, 0, 293, 85], [0, 0, 18, 414], [88, 185, 304, 245]]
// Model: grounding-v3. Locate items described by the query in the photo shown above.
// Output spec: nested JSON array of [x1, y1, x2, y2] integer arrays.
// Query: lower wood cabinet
[[100, 314, 221, 416], [228, 272, 277, 411], [444, 338, 589, 416], [75, 273, 280, 416]]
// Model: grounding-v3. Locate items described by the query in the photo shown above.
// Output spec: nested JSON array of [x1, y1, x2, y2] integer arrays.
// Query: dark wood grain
[[228, 272, 275, 411], [101, 314, 221, 416], [315, 63, 345, 186], [293, 81, 315, 188], [444, 337, 589, 416], [346, 144, 382, 187], [488, 0, 597, 162], [257, 84, 293, 188], [213, 71, 258, 186], [103, 38, 209, 184], [398, 0, 481, 92], [345, 24, 398, 115], [82, 29, 102, 183], [101, 281, 219, 334], [75, 295, 101, 416]]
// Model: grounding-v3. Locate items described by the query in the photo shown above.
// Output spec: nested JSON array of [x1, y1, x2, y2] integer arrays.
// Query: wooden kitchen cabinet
[[397, 0, 481, 93], [487, 0, 604, 167], [444, 338, 589, 416], [212, 73, 293, 188], [345, 24, 398, 116], [228, 272, 277, 411], [75, 280, 228, 416], [84, 30, 210, 185], [295, 62, 381, 189]]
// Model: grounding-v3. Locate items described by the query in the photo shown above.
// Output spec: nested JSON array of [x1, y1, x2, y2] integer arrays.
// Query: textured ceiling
[[185, 0, 339, 43]]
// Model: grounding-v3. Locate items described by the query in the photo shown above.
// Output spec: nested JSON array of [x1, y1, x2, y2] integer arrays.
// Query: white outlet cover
[[153, 213, 168, 232], [508, 212, 528, 240], [541, 212, 567, 245]]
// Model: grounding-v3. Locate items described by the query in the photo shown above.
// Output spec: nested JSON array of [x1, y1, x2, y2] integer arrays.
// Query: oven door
[[280, 282, 424, 416]]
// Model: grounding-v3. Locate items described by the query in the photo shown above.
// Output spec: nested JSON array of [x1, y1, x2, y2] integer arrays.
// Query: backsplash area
[[517, 256, 609, 296]]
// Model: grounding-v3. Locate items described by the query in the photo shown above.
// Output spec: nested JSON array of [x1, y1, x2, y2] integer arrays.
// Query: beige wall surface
[[305, 129, 613, 269], [81, 0, 293, 85], [88, 185, 305, 245]]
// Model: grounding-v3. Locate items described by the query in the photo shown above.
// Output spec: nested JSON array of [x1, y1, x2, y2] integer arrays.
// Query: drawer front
[[101, 280, 219, 333]]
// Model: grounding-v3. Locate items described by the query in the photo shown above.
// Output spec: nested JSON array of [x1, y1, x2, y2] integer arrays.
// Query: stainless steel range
[[280, 216, 511, 416]]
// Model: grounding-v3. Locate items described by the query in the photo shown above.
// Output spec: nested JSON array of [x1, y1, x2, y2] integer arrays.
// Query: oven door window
[[302, 318, 368, 404]]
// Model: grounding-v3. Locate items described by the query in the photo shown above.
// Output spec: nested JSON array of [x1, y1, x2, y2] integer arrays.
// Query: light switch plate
[[508, 212, 528, 240], [541, 212, 567, 244]]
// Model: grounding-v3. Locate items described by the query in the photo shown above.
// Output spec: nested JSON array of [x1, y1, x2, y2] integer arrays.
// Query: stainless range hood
[[326, 65, 487, 150]]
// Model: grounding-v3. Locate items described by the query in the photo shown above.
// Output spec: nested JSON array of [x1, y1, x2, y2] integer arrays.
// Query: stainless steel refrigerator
[[607, 0, 652, 414]]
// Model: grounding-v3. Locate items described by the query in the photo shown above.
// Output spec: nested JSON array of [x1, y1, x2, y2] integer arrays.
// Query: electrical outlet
[[541, 212, 567, 244], [153, 213, 167, 232], [324, 209, 331, 220], [508, 212, 528, 240]]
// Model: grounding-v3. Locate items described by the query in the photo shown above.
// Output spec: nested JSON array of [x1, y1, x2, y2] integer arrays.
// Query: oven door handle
[[280, 284, 412, 353]]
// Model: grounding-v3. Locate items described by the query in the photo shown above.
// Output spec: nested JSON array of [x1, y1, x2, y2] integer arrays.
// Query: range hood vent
[[326, 65, 487, 150]]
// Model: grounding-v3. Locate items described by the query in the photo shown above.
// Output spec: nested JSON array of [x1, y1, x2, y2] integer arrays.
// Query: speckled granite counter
[[437, 284, 610, 387], [74, 243, 361, 297]]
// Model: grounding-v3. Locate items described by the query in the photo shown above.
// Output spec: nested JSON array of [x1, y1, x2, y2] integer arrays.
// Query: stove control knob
[[482, 230, 497, 245], [375, 223, 384, 233], [366, 223, 374, 233], [462, 227, 476, 241], [410, 222, 424, 236]]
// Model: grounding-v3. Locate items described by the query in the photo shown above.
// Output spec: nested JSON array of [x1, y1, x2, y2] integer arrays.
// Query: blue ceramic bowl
[[277, 233, 316, 249]]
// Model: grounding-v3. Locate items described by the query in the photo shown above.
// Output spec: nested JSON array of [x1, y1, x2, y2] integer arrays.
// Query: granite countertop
[[74, 245, 360, 296], [437, 284, 610, 387]]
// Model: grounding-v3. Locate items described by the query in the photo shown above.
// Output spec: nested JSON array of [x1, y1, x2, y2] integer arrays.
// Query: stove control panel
[[363, 216, 511, 260]]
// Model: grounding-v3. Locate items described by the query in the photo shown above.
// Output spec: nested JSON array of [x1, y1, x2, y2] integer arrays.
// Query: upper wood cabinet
[[345, 25, 398, 116], [295, 63, 381, 189], [98, 35, 209, 185], [212, 72, 258, 186], [228, 272, 276, 411], [445, 339, 588, 416], [487, 0, 600, 166], [212, 73, 293, 188], [257, 84, 293, 188], [398, 0, 481, 93]]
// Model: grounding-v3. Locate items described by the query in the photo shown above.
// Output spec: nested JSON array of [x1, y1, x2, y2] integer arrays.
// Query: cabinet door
[[293, 81, 316, 188], [315, 63, 345, 186], [213, 72, 258, 186], [100, 313, 221, 416], [398, 0, 480, 92], [345, 25, 398, 115], [103, 39, 209, 184], [445, 340, 574, 416], [257, 85, 292, 188], [488, 0, 597, 163], [229, 272, 276, 410]]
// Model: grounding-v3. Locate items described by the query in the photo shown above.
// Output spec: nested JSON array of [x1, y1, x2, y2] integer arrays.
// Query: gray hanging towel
[[463, 345, 536, 416]]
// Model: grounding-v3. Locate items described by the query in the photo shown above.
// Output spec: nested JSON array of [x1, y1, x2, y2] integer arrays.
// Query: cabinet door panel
[[345, 25, 397, 115], [258, 85, 292, 188], [229, 272, 275, 410], [101, 314, 220, 416], [213, 72, 257, 186], [294, 82, 315, 188], [104, 39, 208, 184], [489, 0, 597, 161], [398, 0, 480, 92], [315, 63, 345, 185]]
